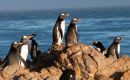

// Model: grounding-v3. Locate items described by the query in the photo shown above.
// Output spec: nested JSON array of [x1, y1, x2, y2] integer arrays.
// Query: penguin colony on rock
[[0, 12, 124, 79]]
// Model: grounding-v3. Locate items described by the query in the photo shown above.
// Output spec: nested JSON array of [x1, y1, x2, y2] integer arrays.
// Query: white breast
[[61, 20, 65, 37], [57, 20, 65, 45], [117, 44, 120, 54], [19, 44, 29, 67]]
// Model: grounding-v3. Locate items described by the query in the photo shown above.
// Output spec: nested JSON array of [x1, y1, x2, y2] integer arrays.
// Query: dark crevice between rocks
[[13, 74, 24, 80], [110, 72, 124, 80], [29, 53, 58, 72], [88, 54, 98, 69]]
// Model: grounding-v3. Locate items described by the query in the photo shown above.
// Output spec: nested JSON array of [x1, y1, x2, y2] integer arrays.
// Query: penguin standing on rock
[[1, 42, 23, 67], [20, 33, 41, 66], [20, 35, 32, 67], [65, 18, 80, 47], [52, 13, 70, 46], [105, 37, 123, 60]]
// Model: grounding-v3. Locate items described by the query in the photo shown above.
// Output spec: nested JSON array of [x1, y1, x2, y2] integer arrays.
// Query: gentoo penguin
[[92, 41, 106, 53], [65, 18, 80, 47], [1, 42, 23, 67], [105, 37, 123, 60], [52, 13, 70, 46], [20, 33, 41, 64], [20, 34, 36, 67], [20, 36, 30, 67], [59, 69, 76, 80]]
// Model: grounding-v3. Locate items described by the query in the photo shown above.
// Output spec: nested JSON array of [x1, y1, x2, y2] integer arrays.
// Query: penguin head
[[20, 36, 29, 44], [113, 37, 123, 44], [20, 34, 37, 43], [11, 42, 23, 49], [71, 18, 80, 24], [58, 13, 70, 20]]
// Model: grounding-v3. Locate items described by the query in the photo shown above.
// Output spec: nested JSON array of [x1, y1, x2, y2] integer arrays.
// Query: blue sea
[[0, 7, 130, 58]]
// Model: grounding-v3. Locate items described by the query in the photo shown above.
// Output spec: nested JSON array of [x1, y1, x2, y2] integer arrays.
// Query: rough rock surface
[[0, 43, 130, 80]]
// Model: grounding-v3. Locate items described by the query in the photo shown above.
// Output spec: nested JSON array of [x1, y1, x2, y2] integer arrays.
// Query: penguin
[[20, 33, 41, 65], [65, 18, 80, 47], [1, 42, 23, 67], [19, 35, 31, 67], [59, 69, 76, 80], [105, 37, 123, 60], [92, 41, 106, 54], [52, 13, 70, 46]]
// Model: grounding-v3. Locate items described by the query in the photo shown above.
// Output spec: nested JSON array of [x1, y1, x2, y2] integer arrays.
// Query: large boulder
[[0, 43, 130, 80]]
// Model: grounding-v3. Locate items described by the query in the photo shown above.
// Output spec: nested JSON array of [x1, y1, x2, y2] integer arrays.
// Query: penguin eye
[[23, 36, 27, 39]]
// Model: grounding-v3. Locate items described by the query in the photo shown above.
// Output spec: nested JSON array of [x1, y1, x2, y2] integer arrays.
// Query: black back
[[65, 18, 80, 46], [93, 41, 106, 53], [30, 39, 41, 62]]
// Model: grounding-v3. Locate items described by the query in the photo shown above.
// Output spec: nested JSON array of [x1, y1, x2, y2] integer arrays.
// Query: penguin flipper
[[31, 40, 41, 62], [0, 53, 10, 68], [59, 27, 63, 39], [76, 31, 79, 43], [31, 46, 37, 60], [32, 39, 38, 47]]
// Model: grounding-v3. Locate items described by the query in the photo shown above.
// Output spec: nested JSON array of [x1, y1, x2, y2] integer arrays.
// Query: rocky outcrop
[[0, 43, 130, 80], [121, 70, 130, 80]]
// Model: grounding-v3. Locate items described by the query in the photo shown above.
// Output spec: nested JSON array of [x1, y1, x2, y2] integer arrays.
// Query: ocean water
[[0, 7, 130, 58]]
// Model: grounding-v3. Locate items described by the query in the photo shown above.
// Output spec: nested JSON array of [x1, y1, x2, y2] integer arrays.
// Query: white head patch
[[117, 37, 121, 40], [14, 42, 17, 44], [74, 18, 77, 21], [61, 13, 65, 16], [23, 36, 27, 38]]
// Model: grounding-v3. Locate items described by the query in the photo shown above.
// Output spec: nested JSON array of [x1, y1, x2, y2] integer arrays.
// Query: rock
[[121, 70, 130, 80], [0, 43, 130, 80], [95, 55, 130, 80]]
